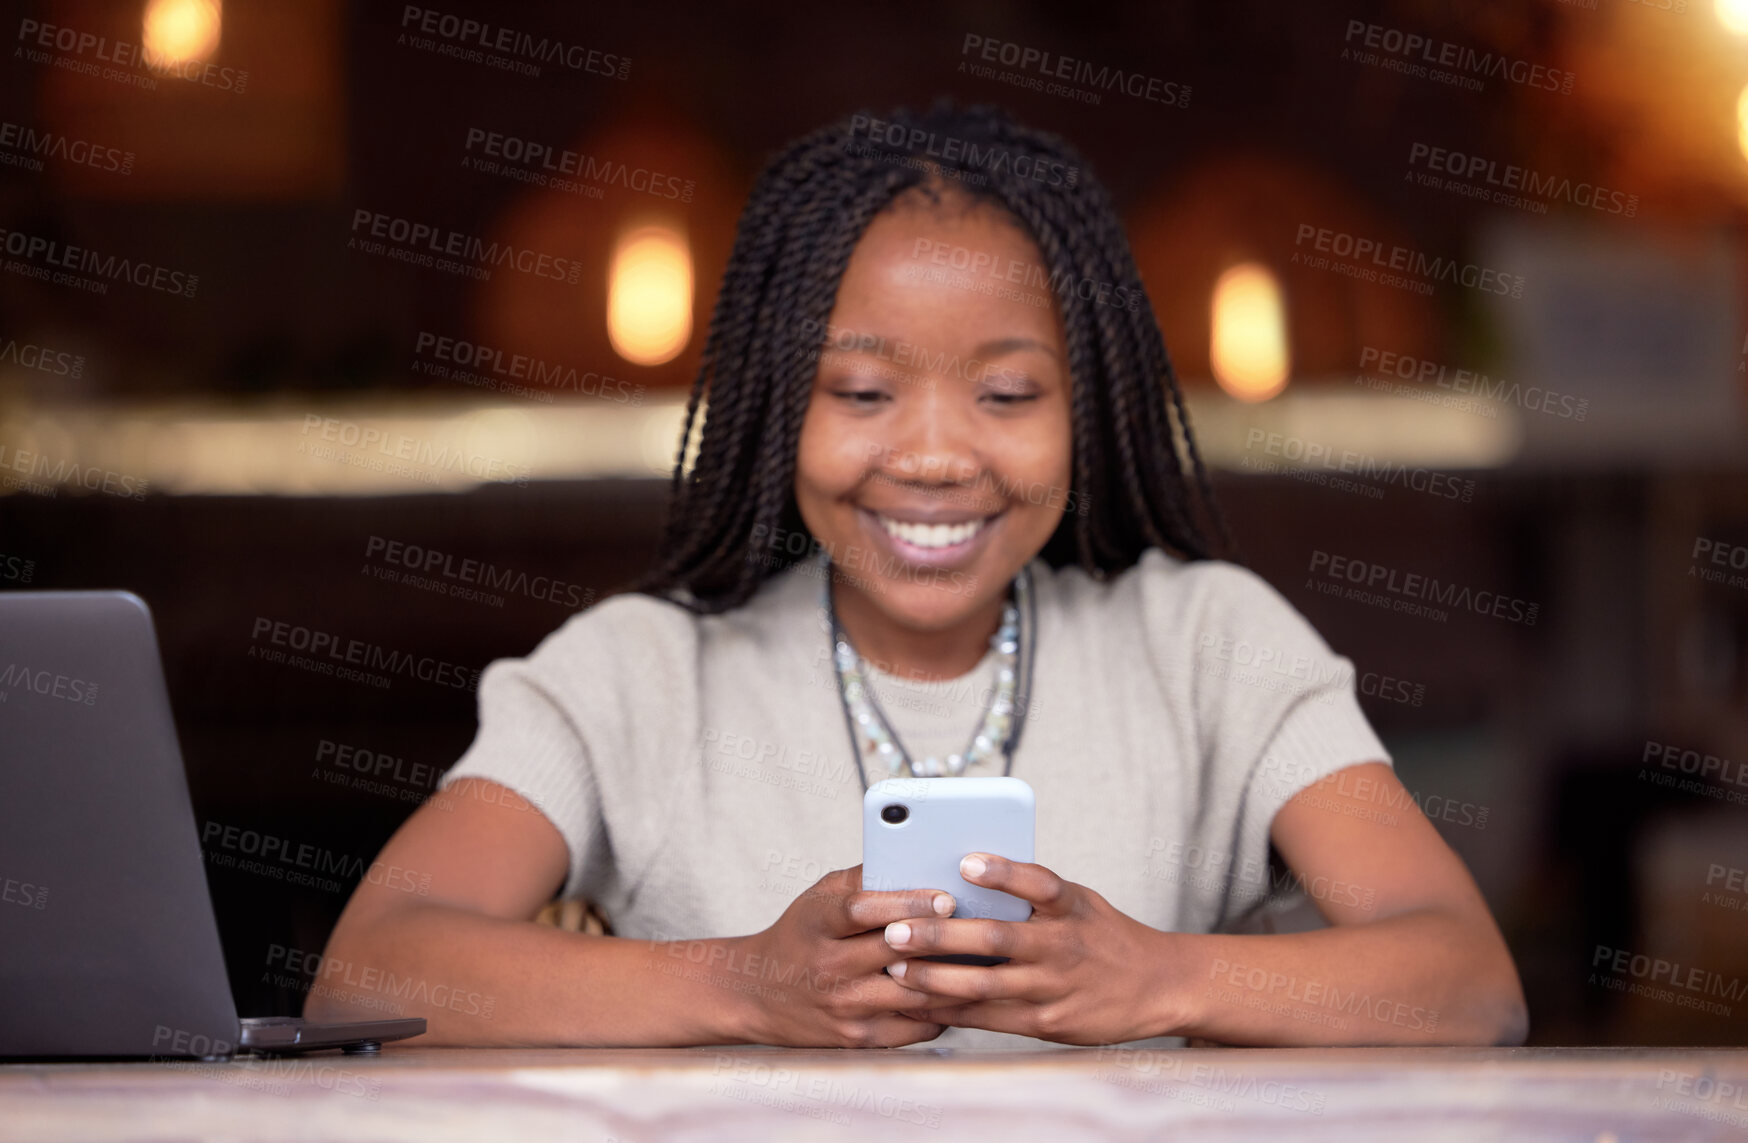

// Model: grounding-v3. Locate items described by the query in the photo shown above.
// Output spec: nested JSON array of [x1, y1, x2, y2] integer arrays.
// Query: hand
[[731, 865, 969, 1047], [880, 853, 1179, 1045]]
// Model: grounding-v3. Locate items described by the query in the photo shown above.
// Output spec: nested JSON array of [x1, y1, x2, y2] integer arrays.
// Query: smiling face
[[794, 189, 1073, 665]]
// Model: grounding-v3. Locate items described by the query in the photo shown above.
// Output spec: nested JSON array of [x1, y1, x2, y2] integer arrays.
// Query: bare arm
[[882, 762, 1527, 1046], [307, 778, 956, 1047], [305, 779, 744, 1045], [1162, 761, 1527, 1045]]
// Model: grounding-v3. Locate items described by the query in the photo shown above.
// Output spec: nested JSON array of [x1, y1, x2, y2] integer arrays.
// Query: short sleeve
[[439, 651, 609, 903], [1136, 551, 1393, 929], [436, 591, 698, 904]]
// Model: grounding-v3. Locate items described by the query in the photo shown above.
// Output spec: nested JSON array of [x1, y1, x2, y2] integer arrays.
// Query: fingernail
[[888, 960, 908, 980], [885, 922, 910, 946], [932, 894, 954, 916], [961, 854, 987, 879]]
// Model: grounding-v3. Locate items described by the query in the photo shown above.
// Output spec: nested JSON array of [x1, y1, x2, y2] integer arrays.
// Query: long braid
[[663, 151, 798, 512], [1166, 352, 1236, 560], [735, 165, 860, 599], [992, 184, 1134, 566], [746, 172, 915, 580], [636, 101, 1233, 612], [637, 133, 867, 600], [1061, 156, 1208, 559], [991, 119, 1202, 562]]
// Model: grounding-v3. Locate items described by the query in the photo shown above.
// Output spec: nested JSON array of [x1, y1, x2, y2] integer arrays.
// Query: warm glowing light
[[1210, 262, 1290, 402], [1720, 0, 1748, 34], [142, 0, 222, 72], [1736, 83, 1748, 164], [607, 224, 693, 366]]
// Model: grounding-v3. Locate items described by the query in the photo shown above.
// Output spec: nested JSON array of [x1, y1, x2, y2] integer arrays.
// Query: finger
[[885, 958, 1049, 1003], [881, 916, 1042, 962], [899, 1000, 974, 1023], [932, 999, 1046, 1038], [864, 1014, 948, 1048], [835, 884, 956, 938], [791, 866, 894, 934], [958, 853, 1070, 915], [796, 865, 862, 909], [800, 967, 945, 1015], [786, 866, 860, 930], [801, 933, 948, 1006]]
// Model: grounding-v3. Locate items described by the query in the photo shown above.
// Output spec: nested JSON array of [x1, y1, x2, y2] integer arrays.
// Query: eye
[[831, 387, 890, 408], [981, 380, 1041, 407], [980, 365, 1045, 407]]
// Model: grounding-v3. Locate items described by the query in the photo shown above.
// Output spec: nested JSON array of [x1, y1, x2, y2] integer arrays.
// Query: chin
[[867, 576, 996, 632]]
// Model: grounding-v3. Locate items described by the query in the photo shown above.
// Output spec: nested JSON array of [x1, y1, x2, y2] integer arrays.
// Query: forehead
[[830, 194, 1066, 351]]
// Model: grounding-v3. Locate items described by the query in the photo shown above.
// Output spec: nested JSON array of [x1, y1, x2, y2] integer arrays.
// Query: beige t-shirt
[[440, 547, 1392, 1050]]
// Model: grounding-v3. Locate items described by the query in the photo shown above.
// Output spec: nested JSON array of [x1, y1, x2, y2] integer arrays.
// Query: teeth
[[876, 514, 989, 549]]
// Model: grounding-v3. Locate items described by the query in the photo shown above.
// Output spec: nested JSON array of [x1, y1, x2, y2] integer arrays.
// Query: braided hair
[[634, 100, 1233, 613]]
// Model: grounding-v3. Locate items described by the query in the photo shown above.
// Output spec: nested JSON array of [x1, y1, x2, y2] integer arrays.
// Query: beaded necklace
[[817, 548, 1036, 791]]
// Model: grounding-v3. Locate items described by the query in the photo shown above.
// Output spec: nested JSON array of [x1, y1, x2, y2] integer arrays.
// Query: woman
[[311, 102, 1527, 1050]]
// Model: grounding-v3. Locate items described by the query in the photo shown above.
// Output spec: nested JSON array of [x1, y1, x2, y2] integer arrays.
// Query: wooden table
[[3, 1045, 1747, 1141]]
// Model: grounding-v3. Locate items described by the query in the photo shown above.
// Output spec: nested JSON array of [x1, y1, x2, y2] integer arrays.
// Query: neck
[[830, 574, 1008, 681]]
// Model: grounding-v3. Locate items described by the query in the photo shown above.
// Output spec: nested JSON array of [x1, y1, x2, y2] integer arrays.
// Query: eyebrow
[[823, 333, 1062, 363], [974, 336, 1061, 362]]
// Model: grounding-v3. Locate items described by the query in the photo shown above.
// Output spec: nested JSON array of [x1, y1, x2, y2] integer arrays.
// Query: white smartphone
[[862, 776, 1035, 960]]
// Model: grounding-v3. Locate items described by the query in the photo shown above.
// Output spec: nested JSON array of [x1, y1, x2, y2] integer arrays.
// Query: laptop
[[0, 590, 424, 1059]]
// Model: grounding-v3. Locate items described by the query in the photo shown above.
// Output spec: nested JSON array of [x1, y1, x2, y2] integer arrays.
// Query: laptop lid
[[0, 590, 242, 1059]]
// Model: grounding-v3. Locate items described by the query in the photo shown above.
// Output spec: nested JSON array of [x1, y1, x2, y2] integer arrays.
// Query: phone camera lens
[[881, 804, 908, 825]]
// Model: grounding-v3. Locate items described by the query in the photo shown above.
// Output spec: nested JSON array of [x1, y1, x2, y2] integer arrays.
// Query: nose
[[873, 383, 982, 488]]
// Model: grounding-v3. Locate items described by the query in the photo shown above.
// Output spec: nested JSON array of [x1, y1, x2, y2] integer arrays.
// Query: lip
[[857, 507, 1002, 571], [863, 507, 998, 524]]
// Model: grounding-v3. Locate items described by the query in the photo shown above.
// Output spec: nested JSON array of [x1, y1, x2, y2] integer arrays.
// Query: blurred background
[[2, 0, 1746, 1045]]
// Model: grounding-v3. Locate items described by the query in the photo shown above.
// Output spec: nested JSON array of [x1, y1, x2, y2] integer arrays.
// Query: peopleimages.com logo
[[0, 335, 84, 377], [1, 873, 48, 910], [0, 662, 98, 705], [1293, 223, 1524, 298], [248, 616, 482, 692], [397, 7, 628, 80], [1406, 142, 1637, 218], [0, 227, 198, 298], [0, 443, 150, 499], [1357, 347, 1589, 421], [460, 129, 691, 201], [958, 34, 1191, 108], [1306, 549, 1539, 626], [1341, 20, 1574, 95], [844, 114, 1079, 188], [0, 121, 133, 176], [0, 553, 36, 584], [348, 209, 582, 284]]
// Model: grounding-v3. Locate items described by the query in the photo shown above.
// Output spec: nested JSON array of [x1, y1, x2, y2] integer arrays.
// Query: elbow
[[1486, 971, 1530, 1046], [1483, 931, 1529, 1046], [1470, 991, 1528, 1047], [302, 901, 399, 1022], [1460, 945, 1529, 1047], [1494, 1001, 1530, 1047], [1419, 907, 1528, 1046], [300, 922, 365, 1022], [1437, 983, 1526, 1047], [1463, 976, 1527, 1046], [1428, 991, 1525, 1047]]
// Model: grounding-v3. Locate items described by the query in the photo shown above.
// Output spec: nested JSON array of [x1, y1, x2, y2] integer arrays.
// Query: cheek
[[795, 410, 865, 501], [1002, 416, 1074, 496]]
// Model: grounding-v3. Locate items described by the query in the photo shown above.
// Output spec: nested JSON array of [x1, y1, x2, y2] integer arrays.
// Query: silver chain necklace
[[817, 548, 1034, 786]]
